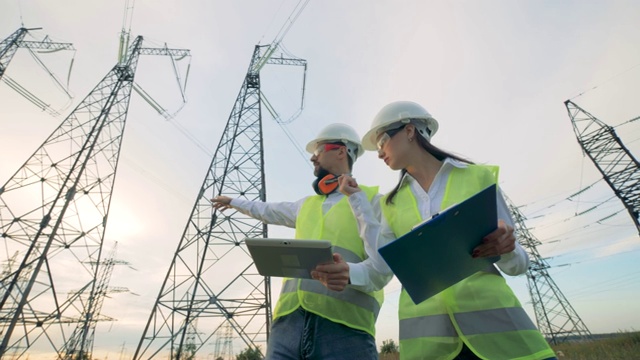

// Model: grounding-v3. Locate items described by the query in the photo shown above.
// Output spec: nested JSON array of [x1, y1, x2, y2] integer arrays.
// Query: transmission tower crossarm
[[18, 40, 74, 51], [139, 47, 190, 57], [266, 55, 307, 67], [1, 28, 74, 75], [1, 26, 75, 117]]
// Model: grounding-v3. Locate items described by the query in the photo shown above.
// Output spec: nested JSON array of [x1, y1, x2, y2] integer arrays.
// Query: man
[[211, 123, 389, 360]]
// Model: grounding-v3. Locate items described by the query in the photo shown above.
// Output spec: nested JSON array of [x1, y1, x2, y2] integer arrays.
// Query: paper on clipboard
[[378, 184, 501, 304]]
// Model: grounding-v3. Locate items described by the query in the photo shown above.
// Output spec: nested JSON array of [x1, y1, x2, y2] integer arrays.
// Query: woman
[[312, 101, 556, 360]]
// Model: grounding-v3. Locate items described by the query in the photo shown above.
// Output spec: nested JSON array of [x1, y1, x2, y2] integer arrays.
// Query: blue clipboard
[[378, 184, 500, 304]]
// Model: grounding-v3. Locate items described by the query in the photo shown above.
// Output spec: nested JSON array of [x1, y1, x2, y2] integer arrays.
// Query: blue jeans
[[265, 307, 378, 360]]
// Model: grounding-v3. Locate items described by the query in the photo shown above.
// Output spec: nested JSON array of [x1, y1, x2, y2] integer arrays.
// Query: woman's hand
[[473, 219, 516, 258]]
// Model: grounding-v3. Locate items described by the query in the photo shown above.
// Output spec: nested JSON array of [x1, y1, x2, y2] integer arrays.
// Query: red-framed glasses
[[313, 143, 344, 156]]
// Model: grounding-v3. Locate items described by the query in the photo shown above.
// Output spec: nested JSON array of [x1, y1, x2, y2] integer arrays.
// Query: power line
[[568, 60, 640, 100]]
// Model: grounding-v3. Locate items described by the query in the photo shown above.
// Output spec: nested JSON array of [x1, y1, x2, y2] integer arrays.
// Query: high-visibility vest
[[382, 165, 556, 360], [273, 185, 384, 336]]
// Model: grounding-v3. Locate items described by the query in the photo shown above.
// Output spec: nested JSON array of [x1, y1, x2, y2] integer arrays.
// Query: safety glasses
[[376, 125, 406, 151], [313, 143, 344, 157]]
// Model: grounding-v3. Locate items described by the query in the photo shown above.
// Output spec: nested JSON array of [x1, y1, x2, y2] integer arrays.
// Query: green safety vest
[[273, 185, 385, 336], [381, 165, 556, 360]]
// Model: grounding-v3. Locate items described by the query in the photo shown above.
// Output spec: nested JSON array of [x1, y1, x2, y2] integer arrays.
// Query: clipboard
[[378, 184, 500, 304], [245, 238, 333, 278]]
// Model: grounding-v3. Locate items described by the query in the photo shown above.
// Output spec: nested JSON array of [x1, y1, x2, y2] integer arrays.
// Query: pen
[[324, 173, 353, 184]]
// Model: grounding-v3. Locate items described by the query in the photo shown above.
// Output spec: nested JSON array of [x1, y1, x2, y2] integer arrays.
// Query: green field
[[377, 332, 640, 359], [551, 332, 640, 360]]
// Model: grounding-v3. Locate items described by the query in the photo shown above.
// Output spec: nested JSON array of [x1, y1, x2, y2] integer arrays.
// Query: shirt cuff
[[230, 198, 248, 209], [495, 246, 527, 275], [498, 249, 517, 263], [347, 262, 367, 287]]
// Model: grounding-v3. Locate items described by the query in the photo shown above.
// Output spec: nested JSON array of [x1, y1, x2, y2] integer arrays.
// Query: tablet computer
[[245, 238, 333, 278], [378, 184, 501, 304]]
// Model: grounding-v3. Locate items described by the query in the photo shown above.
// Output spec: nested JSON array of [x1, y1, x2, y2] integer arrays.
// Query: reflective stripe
[[282, 279, 298, 293], [388, 166, 555, 359], [280, 279, 381, 316], [400, 314, 457, 339], [300, 280, 381, 317], [332, 246, 361, 263], [278, 185, 382, 336], [455, 306, 537, 335], [279, 244, 361, 293], [400, 307, 537, 339]]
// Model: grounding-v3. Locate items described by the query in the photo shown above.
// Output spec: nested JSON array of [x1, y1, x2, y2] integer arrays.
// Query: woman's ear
[[405, 124, 416, 141]]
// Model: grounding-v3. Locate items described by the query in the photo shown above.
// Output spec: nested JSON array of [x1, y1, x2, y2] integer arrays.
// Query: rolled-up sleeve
[[346, 192, 394, 292], [495, 188, 529, 276]]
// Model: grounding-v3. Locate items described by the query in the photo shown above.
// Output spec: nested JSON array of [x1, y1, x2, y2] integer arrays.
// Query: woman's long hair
[[385, 130, 473, 205]]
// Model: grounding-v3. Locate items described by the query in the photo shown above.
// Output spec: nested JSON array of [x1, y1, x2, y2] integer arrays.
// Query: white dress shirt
[[230, 190, 382, 228], [230, 189, 394, 289]]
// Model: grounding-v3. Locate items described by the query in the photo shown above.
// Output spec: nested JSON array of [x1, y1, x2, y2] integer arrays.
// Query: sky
[[1, 0, 640, 359]]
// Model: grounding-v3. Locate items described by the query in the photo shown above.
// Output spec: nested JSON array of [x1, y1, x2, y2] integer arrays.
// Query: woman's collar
[[399, 157, 468, 187]]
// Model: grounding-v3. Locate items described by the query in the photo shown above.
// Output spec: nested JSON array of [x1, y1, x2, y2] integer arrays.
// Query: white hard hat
[[305, 123, 364, 162], [361, 101, 439, 151]]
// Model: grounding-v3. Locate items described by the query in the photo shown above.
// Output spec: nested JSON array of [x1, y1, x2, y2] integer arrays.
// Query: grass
[[551, 331, 640, 360], [379, 354, 399, 360], [377, 332, 640, 359]]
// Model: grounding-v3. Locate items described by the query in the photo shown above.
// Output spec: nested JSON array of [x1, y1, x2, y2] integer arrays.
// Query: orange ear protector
[[312, 174, 339, 195]]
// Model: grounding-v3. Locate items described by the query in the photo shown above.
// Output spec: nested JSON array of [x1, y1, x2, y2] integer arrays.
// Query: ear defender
[[312, 174, 339, 195]]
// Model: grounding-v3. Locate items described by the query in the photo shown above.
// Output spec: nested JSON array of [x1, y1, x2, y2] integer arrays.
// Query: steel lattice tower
[[214, 322, 234, 360], [507, 201, 592, 344], [63, 243, 130, 360], [565, 99, 640, 234], [133, 44, 306, 359], [0, 36, 189, 358]]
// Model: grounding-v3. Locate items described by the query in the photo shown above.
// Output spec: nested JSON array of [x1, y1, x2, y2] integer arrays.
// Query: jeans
[[265, 307, 378, 360]]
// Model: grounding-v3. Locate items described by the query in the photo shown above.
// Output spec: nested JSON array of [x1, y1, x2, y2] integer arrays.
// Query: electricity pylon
[[63, 243, 132, 360], [214, 322, 235, 360], [0, 36, 190, 358], [0, 27, 75, 114], [565, 99, 640, 234], [133, 44, 307, 359], [507, 200, 592, 344]]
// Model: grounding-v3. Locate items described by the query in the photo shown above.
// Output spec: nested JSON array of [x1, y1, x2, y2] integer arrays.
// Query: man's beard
[[314, 165, 331, 178], [312, 166, 337, 195]]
